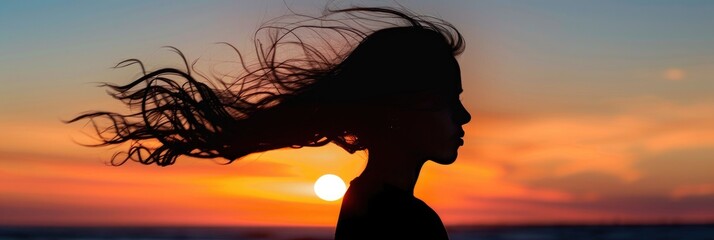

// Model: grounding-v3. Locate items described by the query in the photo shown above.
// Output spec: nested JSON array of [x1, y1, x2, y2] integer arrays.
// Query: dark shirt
[[335, 178, 449, 240]]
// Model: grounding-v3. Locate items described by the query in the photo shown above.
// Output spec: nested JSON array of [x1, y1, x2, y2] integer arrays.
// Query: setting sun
[[314, 174, 347, 201]]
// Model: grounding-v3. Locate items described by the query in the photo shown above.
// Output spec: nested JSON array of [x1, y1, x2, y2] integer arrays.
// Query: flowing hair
[[66, 6, 465, 166]]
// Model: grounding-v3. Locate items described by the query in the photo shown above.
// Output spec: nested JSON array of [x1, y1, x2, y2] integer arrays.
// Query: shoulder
[[335, 183, 450, 240], [338, 181, 411, 216]]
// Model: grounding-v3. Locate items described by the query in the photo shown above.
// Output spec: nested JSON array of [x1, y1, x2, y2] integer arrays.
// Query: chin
[[431, 153, 458, 165]]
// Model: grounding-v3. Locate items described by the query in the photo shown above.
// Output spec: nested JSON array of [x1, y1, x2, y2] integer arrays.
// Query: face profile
[[386, 56, 471, 165], [67, 6, 469, 240]]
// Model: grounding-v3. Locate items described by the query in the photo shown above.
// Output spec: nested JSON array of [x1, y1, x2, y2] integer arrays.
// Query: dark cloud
[[462, 195, 714, 223]]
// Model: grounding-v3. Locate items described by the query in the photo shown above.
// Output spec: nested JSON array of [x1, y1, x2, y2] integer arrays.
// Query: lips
[[456, 130, 465, 146]]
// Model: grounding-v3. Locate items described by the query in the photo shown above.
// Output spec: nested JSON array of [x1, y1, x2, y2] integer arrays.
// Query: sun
[[313, 174, 347, 201]]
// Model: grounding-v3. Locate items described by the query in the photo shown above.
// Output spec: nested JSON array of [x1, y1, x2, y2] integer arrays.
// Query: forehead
[[445, 56, 462, 92], [398, 63, 462, 104], [419, 55, 462, 94]]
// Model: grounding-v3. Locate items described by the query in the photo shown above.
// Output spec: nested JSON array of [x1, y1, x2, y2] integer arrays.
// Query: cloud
[[457, 194, 714, 224], [664, 68, 685, 81], [467, 96, 714, 180], [671, 184, 714, 200]]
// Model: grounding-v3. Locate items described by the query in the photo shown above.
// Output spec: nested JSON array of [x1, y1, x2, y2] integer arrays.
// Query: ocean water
[[0, 225, 712, 240]]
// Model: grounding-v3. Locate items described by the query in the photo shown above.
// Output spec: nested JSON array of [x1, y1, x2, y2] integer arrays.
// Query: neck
[[358, 145, 426, 195]]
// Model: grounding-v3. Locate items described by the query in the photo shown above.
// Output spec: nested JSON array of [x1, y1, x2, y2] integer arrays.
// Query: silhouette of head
[[309, 27, 471, 164]]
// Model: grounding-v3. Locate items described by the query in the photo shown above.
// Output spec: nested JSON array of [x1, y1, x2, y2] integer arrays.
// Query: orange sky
[[2, 100, 713, 226], [1, 0, 714, 227]]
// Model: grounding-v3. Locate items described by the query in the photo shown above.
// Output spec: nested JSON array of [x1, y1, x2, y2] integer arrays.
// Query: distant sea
[[1, 224, 713, 240]]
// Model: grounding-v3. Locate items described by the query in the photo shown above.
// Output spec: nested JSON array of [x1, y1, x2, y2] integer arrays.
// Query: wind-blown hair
[[67, 7, 465, 166]]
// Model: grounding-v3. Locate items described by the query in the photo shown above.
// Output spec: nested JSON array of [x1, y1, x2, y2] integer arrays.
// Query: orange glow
[[3, 96, 714, 226], [0, 144, 365, 226]]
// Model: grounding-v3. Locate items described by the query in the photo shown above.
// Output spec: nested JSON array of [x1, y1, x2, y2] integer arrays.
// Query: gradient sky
[[1, 0, 713, 226]]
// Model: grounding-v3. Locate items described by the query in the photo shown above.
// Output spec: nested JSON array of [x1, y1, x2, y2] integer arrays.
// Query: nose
[[458, 102, 471, 125]]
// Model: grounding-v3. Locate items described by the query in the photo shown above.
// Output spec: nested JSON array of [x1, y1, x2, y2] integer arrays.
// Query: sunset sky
[[1, 0, 713, 226]]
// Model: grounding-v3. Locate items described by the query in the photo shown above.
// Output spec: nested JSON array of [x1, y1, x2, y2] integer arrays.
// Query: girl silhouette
[[68, 7, 470, 240]]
